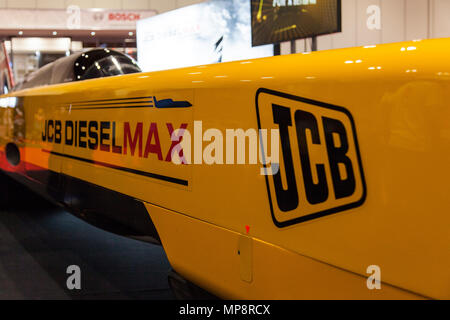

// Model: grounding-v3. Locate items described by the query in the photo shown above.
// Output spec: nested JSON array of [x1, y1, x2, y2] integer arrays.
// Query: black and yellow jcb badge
[[256, 88, 366, 228]]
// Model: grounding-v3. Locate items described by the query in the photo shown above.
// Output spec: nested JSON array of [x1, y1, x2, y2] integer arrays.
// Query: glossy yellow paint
[[1, 38, 449, 299], [145, 202, 423, 299]]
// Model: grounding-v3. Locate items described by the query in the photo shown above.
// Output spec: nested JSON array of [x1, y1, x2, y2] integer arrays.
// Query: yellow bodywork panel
[[0, 38, 449, 299], [145, 202, 423, 300]]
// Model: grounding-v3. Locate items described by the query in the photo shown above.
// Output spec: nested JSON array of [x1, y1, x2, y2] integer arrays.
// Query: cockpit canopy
[[14, 48, 141, 91]]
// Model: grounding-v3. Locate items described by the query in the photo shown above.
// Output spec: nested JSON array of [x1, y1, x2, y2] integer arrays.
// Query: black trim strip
[[71, 101, 153, 107], [71, 96, 153, 104], [71, 104, 154, 110], [67, 96, 193, 110], [42, 149, 188, 186]]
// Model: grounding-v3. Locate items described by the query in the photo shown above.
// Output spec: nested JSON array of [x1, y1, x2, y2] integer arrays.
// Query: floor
[[0, 183, 175, 300]]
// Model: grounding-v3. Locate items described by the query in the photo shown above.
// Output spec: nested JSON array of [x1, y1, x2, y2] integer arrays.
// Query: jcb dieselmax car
[[0, 40, 449, 300]]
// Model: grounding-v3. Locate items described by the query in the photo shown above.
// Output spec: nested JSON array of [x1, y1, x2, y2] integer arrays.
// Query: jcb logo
[[256, 89, 366, 227]]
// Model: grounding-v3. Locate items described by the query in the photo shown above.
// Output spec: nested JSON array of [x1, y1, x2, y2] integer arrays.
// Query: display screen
[[251, 0, 341, 46], [137, 0, 273, 72]]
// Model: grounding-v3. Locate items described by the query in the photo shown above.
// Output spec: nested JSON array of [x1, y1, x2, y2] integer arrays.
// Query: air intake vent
[[5, 143, 20, 166]]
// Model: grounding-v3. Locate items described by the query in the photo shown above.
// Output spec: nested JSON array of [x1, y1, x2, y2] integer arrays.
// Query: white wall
[[281, 0, 450, 54], [0, 0, 204, 13]]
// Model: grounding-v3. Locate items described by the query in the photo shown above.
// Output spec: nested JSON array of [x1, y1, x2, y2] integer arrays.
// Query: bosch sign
[[108, 13, 141, 21]]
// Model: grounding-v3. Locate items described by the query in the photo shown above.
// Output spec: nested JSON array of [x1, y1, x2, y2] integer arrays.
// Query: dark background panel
[[251, 0, 341, 46]]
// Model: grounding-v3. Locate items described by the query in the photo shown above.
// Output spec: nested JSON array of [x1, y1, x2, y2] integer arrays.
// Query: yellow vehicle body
[[0, 38, 449, 299]]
